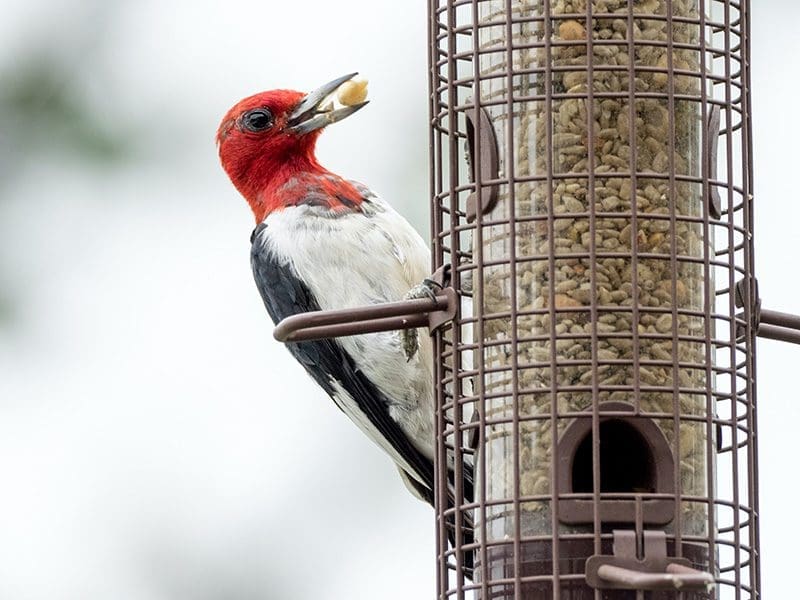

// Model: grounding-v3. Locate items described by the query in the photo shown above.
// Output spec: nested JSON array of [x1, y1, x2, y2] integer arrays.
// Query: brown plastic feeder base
[[475, 539, 710, 599]]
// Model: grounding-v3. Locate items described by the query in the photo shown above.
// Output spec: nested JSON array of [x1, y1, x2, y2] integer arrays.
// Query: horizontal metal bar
[[273, 293, 452, 343], [276, 314, 430, 343], [760, 308, 800, 331], [597, 563, 715, 591], [756, 324, 800, 345]]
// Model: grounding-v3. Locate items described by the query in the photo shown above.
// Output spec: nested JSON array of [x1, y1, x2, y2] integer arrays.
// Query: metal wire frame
[[428, 1, 758, 598]]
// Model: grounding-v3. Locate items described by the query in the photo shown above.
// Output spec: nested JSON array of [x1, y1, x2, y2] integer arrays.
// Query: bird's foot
[[401, 278, 443, 361]]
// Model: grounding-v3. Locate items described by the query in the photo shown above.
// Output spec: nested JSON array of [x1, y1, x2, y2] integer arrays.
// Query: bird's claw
[[401, 279, 442, 361]]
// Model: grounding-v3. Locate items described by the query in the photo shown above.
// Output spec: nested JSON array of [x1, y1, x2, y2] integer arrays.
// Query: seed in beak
[[337, 78, 369, 106]]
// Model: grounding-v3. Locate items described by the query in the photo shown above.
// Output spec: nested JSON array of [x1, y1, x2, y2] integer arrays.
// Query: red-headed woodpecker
[[217, 73, 467, 510]]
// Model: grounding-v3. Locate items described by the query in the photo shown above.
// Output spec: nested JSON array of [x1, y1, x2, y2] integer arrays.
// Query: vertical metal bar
[[469, 3, 491, 599], [502, 2, 522, 597], [722, 1, 742, 597], [664, 1, 685, 578], [441, 3, 458, 596], [636, 497, 644, 600], [450, 5, 466, 597], [468, 3, 490, 598], [445, 4, 464, 595], [428, 3, 441, 280], [626, 0, 643, 422], [542, 2, 561, 598], [741, 0, 761, 595], [697, 0, 718, 593], [582, 7, 602, 591], [428, 4, 447, 598]]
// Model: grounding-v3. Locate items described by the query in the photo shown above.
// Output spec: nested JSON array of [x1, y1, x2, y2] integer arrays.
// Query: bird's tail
[[444, 460, 474, 579]]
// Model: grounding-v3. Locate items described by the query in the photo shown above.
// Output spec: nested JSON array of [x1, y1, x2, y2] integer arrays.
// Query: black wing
[[250, 223, 436, 502]]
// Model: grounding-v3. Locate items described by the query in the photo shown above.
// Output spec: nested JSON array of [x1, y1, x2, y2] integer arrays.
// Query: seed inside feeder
[[476, 0, 708, 539], [558, 20, 585, 41]]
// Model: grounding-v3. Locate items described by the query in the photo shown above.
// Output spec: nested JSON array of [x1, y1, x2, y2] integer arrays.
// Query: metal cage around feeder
[[428, 0, 758, 598]]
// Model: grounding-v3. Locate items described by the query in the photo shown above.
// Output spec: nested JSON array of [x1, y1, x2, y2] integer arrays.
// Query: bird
[[216, 74, 474, 536]]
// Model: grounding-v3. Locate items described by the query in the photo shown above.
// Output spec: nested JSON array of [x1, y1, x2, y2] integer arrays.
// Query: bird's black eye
[[242, 108, 274, 132]]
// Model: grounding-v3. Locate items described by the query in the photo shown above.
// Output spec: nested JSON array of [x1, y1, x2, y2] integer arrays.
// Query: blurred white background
[[0, 1, 797, 598]]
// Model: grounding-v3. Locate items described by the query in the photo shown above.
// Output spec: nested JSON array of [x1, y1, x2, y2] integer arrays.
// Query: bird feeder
[[270, 0, 800, 596], [427, 0, 769, 597]]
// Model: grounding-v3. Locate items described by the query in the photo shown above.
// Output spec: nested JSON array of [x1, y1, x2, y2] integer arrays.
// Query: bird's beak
[[286, 73, 369, 135]]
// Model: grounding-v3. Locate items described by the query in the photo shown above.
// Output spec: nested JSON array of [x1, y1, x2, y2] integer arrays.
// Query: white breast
[[260, 198, 435, 463]]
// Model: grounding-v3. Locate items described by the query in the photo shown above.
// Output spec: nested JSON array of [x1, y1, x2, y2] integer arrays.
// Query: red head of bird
[[217, 73, 368, 222]]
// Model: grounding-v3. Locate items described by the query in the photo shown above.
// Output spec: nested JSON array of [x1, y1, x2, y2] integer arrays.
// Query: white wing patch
[[261, 196, 435, 463]]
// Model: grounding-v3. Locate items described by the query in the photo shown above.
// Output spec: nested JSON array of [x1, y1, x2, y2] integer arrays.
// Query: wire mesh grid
[[428, 0, 757, 598]]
